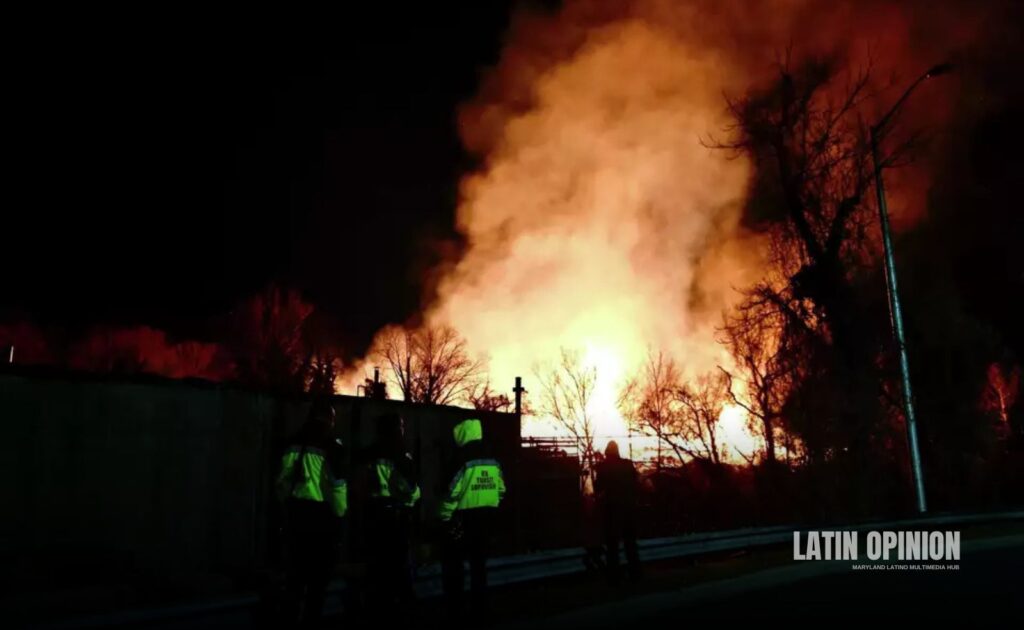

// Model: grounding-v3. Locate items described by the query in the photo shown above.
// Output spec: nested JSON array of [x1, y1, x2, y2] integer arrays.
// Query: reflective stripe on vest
[[440, 458, 505, 521]]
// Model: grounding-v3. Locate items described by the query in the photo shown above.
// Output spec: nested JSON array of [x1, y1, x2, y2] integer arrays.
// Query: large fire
[[351, 6, 763, 458], [424, 8, 762, 455], [343, 0, 981, 461]]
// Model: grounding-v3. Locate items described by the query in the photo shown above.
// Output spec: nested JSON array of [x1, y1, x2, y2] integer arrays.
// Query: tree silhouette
[[619, 351, 687, 466], [69, 326, 232, 381], [228, 283, 314, 390], [710, 55, 920, 465], [534, 348, 598, 484], [620, 352, 729, 466], [676, 371, 730, 466], [374, 324, 484, 405], [469, 380, 514, 413], [719, 281, 799, 467]]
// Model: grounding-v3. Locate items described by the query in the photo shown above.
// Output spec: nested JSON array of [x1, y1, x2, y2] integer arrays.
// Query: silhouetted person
[[275, 399, 347, 627], [362, 413, 420, 617], [594, 440, 640, 585], [439, 418, 506, 620]]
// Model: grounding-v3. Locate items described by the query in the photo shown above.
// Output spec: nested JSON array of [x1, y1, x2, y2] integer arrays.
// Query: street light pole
[[870, 63, 952, 514], [871, 133, 927, 513]]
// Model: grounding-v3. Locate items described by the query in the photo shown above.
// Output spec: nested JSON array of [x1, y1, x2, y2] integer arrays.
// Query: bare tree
[[709, 56, 921, 358], [375, 324, 484, 406], [376, 327, 417, 401], [676, 372, 730, 465], [719, 286, 798, 467], [619, 352, 730, 466], [709, 55, 920, 461], [229, 283, 314, 391], [69, 326, 233, 381], [469, 380, 514, 413], [714, 56, 880, 289], [619, 351, 688, 466], [534, 348, 598, 480]]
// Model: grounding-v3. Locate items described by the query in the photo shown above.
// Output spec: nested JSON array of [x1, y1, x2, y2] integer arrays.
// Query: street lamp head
[[875, 62, 955, 134], [925, 62, 954, 78]]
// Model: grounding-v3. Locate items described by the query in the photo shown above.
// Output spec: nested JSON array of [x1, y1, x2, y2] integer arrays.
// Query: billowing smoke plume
[[431, 12, 754, 438], [352, 0, 991, 439]]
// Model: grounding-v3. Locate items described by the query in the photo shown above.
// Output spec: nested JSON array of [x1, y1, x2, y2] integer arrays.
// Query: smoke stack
[[374, 366, 380, 384]]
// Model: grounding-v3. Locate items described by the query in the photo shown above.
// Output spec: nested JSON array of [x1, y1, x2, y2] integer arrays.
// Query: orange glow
[[428, 16, 758, 446], [341, 0, 980, 458], [717, 403, 757, 461], [342, 5, 764, 453], [982, 363, 1020, 424]]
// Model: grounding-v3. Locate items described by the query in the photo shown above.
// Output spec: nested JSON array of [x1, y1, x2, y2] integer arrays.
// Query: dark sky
[[5, 4, 521, 351], [5, 1, 1022, 365]]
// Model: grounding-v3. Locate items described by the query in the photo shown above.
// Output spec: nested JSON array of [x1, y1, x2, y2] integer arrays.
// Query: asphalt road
[[24, 533, 1024, 628], [527, 534, 1024, 627]]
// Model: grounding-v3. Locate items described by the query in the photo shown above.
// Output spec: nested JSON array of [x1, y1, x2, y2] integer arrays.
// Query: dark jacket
[[594, 455, 638, 513]]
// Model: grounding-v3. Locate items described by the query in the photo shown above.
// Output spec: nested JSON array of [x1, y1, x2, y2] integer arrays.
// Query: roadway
[[21, 520, 1024, 628], [523, 534, 1024, 627]]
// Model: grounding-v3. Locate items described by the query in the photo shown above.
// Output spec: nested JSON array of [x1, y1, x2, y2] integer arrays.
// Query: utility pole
[[871, 62, 952, 514]]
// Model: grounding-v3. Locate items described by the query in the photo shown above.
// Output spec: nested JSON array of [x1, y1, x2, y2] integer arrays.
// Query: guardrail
[[38, 509, 1024, 628], [414, 509, 1024, 596]]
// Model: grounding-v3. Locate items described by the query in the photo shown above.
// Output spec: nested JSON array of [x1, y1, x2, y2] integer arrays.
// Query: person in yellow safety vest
[[361, 412, 420, 615], [274, 399, 347, 627], [439, 418, 506, 618]]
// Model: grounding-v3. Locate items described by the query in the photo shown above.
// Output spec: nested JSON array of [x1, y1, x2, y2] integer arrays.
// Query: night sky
[[5, 4, 520, 351], [4, 1, 1023, 364]]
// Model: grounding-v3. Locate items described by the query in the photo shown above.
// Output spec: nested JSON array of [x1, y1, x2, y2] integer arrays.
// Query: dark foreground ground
[[17, 526, 1024, 628], [522, 534, 1024, 628]]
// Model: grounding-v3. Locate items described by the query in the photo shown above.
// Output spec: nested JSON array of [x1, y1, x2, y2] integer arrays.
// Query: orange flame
[[344, 0, 986, 460], [428, 14, 760, 451]]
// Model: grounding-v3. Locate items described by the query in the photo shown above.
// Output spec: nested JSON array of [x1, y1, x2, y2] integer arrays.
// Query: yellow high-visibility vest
[[276, 446, 348, 518], [439, 419, 506, 521], [368, 456, 421, 508]]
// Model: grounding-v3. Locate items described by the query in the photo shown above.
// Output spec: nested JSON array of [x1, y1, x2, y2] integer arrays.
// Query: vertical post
[[405, 356, 412, 401], [513, 376, 525, 418], [6, 345, 12, 364], [512, 377, 526, 551], [872, 131, 927, 514]]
